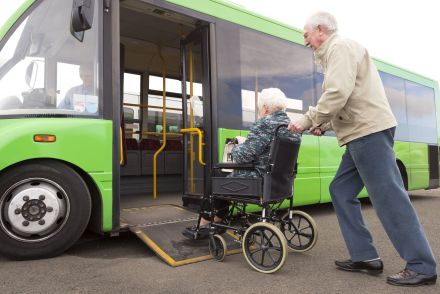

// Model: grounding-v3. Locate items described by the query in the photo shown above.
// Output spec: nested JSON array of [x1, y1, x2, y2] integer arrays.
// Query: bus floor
[[120, 192, 183, 209]]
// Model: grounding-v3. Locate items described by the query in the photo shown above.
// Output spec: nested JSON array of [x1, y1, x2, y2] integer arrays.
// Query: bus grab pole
[[153, 45, 167, 199]]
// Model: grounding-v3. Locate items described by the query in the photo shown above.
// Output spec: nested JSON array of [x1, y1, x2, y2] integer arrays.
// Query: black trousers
[[200, 198, 229, 220]]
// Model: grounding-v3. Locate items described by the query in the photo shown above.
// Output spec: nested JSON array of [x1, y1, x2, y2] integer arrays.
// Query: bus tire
[[0, 160, 91, 260], [397, 160, 408, 190]]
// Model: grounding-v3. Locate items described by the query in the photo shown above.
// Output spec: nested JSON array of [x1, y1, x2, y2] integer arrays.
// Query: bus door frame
[[103, 0, 121, 232], [180, 25, 213, 205], [108, 0, 218, 226]]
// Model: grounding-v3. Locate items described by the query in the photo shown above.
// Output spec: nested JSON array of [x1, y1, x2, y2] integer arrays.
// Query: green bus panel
[[394, 141, 411, 190], [0, 0, 35, 41], [294, 135, 320, 205], [408, 143, 429, 189], [394, 141, 411, 167], [318, 136, 343, 203], [240, 130, 250, 137], [0, 118, 113, 231]]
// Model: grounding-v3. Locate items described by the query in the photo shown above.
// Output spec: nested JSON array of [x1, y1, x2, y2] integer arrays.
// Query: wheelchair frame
[[192, 125, 318, 273]]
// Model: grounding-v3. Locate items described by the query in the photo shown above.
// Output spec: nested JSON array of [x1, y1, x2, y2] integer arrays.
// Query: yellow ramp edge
[[134, 229, 242, 267]]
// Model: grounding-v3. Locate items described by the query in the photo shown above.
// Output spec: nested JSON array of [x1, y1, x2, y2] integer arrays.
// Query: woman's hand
[[235, 136, 247, 144]]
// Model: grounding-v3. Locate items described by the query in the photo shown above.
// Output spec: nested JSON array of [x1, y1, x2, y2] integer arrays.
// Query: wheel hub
[[5, 181, 66, 238], [22, 199, 47, 221]]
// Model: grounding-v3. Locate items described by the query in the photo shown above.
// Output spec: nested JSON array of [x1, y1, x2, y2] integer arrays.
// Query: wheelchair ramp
[[121, 204, 242, 266]]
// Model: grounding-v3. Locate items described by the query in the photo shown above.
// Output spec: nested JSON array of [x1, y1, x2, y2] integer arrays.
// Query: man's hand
[[288, 122, 305, 133], [309, 126, 323, 136]]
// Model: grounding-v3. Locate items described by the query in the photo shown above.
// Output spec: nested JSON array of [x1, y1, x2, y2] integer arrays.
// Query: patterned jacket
[[231, 111, 301, 178]]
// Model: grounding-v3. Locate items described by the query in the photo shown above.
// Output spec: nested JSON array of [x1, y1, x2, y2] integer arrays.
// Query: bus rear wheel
[[0, 160, 91, 259]]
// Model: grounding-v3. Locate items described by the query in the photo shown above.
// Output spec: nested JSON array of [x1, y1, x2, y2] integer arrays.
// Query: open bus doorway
[[119, 1, 211, 212], [116, 2, 233, 265]]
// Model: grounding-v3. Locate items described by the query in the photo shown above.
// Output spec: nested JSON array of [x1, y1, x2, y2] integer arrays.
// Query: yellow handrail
[[125, 131, 182, 136], [153, 46, 167, 199], [188, 44, 195, 192], [123, 103, 181, 111], [180, 128, 205, 166], [120, 127, 124, 165]]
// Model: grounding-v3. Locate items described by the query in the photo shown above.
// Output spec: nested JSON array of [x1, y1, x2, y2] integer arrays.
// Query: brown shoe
[[387, 269, 437, 287]]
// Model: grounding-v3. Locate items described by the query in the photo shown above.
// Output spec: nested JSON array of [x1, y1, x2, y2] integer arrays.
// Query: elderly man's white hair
[[305, 11, 338, 33], [258, 88, 287, 113]]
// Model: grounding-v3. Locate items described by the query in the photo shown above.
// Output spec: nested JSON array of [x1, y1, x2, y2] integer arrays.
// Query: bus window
[[380, 72, 409, 141], [0, 0, 100, 117], [405, 81, 437, 144], [123, 73, 141, 140], [146, 94, 184, 135], [215, 21, 315, 129], [145, 75, 202, 137]]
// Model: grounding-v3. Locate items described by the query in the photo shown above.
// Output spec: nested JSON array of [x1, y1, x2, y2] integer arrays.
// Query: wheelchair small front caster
[[280, 210, 318, 252], [209, 234, 227, 262], [242, 222, 287, 273]]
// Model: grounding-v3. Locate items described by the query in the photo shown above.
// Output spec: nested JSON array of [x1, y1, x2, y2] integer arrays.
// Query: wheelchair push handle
[[275, 124, 288, 136], [275, 123, 302, 137]]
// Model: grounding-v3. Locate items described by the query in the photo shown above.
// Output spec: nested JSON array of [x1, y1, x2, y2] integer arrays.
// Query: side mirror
[[70, 0, 95, 41]]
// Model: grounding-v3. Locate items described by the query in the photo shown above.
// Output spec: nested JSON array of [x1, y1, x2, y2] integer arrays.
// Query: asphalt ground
[[1, 189, 439, 294]]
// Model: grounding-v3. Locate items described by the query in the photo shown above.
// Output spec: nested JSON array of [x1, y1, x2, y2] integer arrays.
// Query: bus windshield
[[0, 0, 100, 117]]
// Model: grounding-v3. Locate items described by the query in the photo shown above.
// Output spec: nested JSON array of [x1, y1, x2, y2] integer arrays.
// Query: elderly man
[[289, 12, 436, 286]]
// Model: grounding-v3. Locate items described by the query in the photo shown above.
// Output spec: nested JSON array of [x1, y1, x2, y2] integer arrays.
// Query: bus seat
[[121, 138, 141, 176], [125, 138, 139, 150], [164, 140, 183, 174], [164, 140, 182, 151], [140, 139, 164, 175], [140, 139, 161, 150]]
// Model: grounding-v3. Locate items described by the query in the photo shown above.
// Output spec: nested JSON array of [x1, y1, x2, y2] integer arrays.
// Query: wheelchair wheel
[[209, 234, 227, 262], [280, 210, 318, 252], [242, 222, 287, 273]]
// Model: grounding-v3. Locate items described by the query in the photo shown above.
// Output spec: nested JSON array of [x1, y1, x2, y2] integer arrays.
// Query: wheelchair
[[194, 124, 318, 273]]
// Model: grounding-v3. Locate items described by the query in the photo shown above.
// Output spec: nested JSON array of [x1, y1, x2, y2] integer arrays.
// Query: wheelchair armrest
[[213, 163, 255, 169]]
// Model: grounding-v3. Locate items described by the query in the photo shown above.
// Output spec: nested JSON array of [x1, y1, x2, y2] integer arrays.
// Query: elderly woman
[[183, 88, 300, 239]]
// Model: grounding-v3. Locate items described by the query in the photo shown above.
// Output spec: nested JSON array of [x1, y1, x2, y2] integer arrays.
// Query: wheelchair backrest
[[263, 125, 300, 202]]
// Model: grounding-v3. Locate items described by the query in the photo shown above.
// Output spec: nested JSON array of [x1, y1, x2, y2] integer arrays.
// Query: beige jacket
[[298, 34, 397, 146]]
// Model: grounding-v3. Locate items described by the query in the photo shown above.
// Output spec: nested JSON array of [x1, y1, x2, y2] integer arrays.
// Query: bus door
[[180, 26, 212, 208]]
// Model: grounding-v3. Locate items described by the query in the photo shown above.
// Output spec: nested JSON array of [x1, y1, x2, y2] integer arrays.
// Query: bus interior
[[119, 1, 207, 211]]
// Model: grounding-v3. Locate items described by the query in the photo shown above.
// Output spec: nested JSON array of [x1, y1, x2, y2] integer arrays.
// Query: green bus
[[0, 0, 438, 260]]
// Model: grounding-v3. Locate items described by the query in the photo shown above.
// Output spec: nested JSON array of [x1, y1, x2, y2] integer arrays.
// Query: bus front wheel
[[0, 160, 91, 259]]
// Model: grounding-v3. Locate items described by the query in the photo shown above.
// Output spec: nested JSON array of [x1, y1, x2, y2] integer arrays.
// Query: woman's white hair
[[258, 88, 287, 113], [305, 11, 338, 33]]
